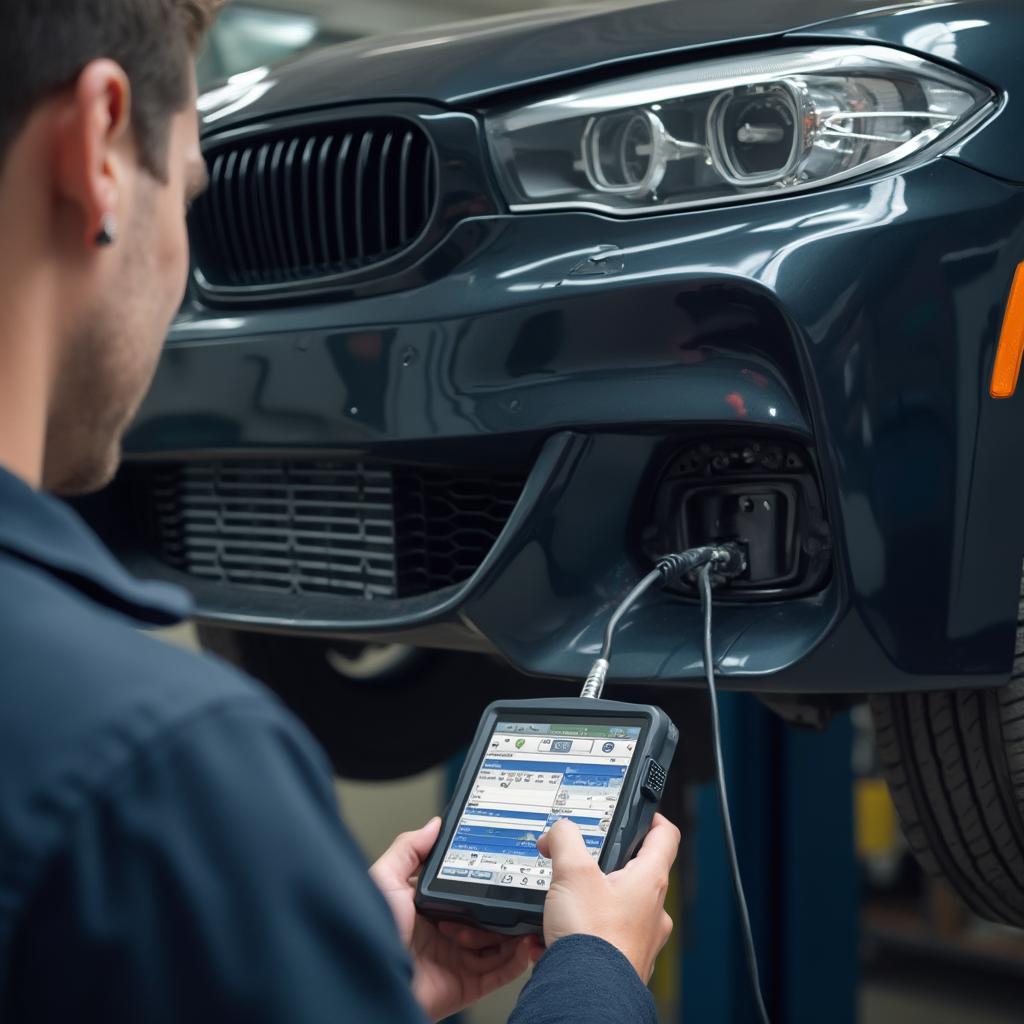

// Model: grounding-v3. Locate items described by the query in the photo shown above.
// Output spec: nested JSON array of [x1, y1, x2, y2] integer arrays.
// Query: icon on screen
[[601, 741, 615, 753], [551, 739, 572, 753], [515, 738, 526, 749]]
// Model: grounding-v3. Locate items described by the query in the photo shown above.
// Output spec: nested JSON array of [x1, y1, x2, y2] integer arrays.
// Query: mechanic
[[0, 3, 680, 1022]]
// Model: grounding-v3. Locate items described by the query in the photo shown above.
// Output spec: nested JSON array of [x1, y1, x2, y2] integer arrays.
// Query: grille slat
[[334, 133, 353, 267], [177, 539, 396, 562], [398, 131, 414, 245], [191, 118, 436, 291], [316, 136, 335, 269], [422, 149, 434, 235], [235, 148, 259, 279], [221, 150, 245, 282], [204, 153, 227, 279], [353, 131, 373, 265], [268, 140, 290, 279], [299, 136, 319, 274], [131, 460, 525, 601], [252, 144, 274, 282], [378, 132, 394, 254], [282, 137, 303, 275]]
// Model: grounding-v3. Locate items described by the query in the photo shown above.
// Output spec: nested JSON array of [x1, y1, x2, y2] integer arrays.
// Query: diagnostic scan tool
[[415, 697, 678, 934], [416, 545, 769, 1019]]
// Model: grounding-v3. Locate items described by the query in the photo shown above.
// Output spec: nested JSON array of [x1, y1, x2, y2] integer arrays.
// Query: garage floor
[[861, 960, 1021, 1024]]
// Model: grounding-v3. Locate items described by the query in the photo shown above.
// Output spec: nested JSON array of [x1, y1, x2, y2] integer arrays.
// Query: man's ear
[[52, 60, 133, 248]]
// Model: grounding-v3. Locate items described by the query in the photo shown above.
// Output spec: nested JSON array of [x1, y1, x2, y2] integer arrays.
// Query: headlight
[[486, 45, 994, 215]]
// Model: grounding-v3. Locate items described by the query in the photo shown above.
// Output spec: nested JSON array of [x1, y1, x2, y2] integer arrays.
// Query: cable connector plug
[[710, 541, 747, 581], [581, 542, 749, 702], [654, 542, 747, 587]]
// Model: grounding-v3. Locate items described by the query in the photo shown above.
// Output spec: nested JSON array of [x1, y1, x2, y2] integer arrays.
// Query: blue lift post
[[680, 695, 859, 1024]]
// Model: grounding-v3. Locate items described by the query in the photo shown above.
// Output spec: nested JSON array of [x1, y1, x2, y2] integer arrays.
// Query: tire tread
[[868, 567, 1024, 925]]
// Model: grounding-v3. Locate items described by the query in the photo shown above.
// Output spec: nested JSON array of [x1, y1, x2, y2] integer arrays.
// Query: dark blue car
[[82, 0, 1024, 926]]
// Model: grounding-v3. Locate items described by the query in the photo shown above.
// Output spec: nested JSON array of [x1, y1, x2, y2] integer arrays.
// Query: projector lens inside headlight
[[584, 110, 659, 192], [485, 45, 994, 215], [710, 83, 801, 185]]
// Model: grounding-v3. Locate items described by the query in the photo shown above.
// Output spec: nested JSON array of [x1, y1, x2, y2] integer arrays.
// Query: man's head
[[0, 1, 220, 494]]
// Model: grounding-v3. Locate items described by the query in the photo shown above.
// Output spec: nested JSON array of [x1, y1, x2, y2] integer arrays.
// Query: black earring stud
[[95, 215, 117, 247]]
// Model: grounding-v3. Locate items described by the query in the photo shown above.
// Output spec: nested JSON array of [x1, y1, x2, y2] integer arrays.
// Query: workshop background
[[174, 2, 1024, 1022]]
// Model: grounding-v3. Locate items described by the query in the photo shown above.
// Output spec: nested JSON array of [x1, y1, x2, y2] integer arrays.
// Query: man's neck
[[0, 264, 58, 490], [0, 107, 78, 492]]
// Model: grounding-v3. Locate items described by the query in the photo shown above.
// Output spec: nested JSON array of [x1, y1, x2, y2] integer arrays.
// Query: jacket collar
[[0, 466, 192, 627]]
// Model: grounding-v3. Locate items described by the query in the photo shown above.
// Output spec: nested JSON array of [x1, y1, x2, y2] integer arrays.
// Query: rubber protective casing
[[415, 697, 678, 934]]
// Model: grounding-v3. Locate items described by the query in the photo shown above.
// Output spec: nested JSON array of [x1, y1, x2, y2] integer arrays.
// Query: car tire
[[196, 627, 546, 781], [870, 581, 1024, 925]]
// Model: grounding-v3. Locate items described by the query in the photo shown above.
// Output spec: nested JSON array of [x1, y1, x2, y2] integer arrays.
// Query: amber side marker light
[[991, 261, 1024, 399]]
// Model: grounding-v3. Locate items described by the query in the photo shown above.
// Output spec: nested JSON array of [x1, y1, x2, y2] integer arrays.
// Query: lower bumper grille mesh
[[130, 460, 525, 600]]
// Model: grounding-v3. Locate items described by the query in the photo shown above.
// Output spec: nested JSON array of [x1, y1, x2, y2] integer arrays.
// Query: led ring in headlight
[[486, 44, 995, 216]]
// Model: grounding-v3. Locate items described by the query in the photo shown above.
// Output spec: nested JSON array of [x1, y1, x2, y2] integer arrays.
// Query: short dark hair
[[1, 0, 221, 180]]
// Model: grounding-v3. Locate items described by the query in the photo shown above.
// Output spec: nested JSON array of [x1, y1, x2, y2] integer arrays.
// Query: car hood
[[202, 0, 969, 123], [201, 0, 1023, 183]]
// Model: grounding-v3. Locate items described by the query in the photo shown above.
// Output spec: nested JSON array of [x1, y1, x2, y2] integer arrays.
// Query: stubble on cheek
[[43, 196, 172, 495]]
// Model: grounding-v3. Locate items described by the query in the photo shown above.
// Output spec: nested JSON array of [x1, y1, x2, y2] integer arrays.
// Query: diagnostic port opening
[[648, 436, 831, 600]]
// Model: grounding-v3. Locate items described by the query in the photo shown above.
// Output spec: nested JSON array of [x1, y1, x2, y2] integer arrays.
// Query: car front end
[[84, 0, 1024, 699]]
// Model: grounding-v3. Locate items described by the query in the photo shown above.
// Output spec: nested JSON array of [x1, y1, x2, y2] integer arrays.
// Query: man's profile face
[[45, 80, 208, 495]]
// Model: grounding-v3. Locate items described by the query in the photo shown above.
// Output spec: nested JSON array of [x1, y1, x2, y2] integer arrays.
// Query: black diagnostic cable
[[697, 560, 771, 1024], [581, 545, 743, 699], [581, 544, 771, 1024]]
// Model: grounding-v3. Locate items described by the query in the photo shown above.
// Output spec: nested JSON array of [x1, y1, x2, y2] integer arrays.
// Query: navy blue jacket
[[0, 467, 657, 1023]]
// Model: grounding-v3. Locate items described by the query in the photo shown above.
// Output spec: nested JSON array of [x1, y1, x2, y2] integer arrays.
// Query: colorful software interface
[[439, 720, 642, 891]]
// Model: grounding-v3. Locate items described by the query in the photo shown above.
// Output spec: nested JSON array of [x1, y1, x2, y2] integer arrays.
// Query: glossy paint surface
[[195, 0, 875, 121], [89, 0, 1024, 694]]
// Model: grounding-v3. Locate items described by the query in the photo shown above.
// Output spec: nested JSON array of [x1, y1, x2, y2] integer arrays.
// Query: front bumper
[[89, 155, 1024, 694]]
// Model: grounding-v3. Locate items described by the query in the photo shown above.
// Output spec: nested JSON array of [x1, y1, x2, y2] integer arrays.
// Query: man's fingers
[[457, 935, 523, 971], [406, 815, 443, 856], [467, 936, 535, 988], [437, 921, 507, 950], [536, 819, 594, 879], [632, 813, 681, 876], [370, 817, 441, 885]]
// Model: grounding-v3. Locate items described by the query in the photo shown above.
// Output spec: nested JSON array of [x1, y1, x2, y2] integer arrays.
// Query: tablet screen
[[437, 718, 642, 892]]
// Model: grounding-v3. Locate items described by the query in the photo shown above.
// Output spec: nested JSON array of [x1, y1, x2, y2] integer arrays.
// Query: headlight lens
[[486, 45, 994, 215]]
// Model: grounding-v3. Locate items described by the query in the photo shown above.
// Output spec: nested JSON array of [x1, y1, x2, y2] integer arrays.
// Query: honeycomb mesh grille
[[130, 460, 525, 600], [394, 472, 528, 596], [190, 117, 437, 290]]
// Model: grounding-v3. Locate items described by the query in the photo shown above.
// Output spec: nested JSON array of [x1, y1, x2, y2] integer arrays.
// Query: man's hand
[[535, 813, 680, 983], [370, 817, 541, 1022]]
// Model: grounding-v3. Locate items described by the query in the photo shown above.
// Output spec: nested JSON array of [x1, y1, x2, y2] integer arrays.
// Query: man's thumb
[[537, 818, 593, 877]]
